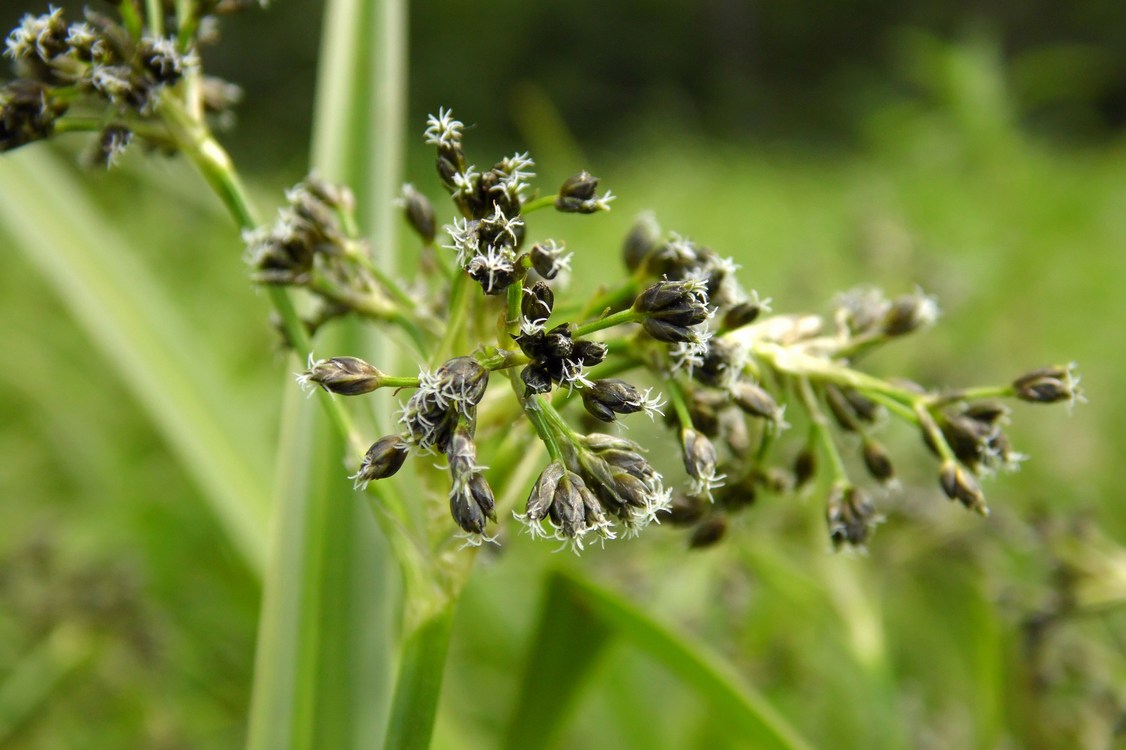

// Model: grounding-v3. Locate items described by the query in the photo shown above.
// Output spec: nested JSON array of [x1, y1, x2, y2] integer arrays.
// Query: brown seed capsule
[[400, 184, 436, 244], [622, 212, 661, 271], [524, 461, 566, 523], [722, 301, 762, 331], [353, 435, 409, 488], [826, 484, 879, 549], [1012, 364, 1081, 404], [689, 516, 728, 549], [435, 356, 490, 407], [939, 460, 988, 515], [530, 242, 568, 280], [521, 281, 555, 328], [581, 379, 648, 422], [882, 292, 938, 337], [862, 440, 895, 484], [665, 492, 707, 526], [793, 446, 817, 489], [731, 381, 781, 421], [681, 428, 720, 492], [555, 171, 603, 213], [303, 356, 386, 396]]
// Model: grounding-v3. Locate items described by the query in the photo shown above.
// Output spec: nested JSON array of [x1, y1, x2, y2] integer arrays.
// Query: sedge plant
[[0, 1, 1084, 748]]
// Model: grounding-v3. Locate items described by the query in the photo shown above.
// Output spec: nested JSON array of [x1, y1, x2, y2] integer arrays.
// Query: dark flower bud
[[521, 281, 554, 329], [513, 330, 546, 359], [550, 472, 586, 539], [571, 339, 608, 366], [436, 154, 460, 189], [1, 81, 67, 152], [577, 453, 624, 507], [297, 174, 349, 210], [468, 473, 496, 522], [841, 388, 881, 423], [622, 212, 661, 272], [529, 241, 569, 280], [827, 485, 879, 549], [138, 37, 192, 84], [665, 492, 707, 526], [642, 318, 697, 344], [467, 254, 520, 295], [633, 281, 711, 337], [400, 184, 436, 244], [6, 9, 68, 64], [681, 428, 721, 496], [201, 76, 244, 116], [524, 461, 566, 524], [793, 446, 817, 489], [300, 356, 386, 395], [693, 339, 736, 388], [450, 483, 487, 535], [543, 324, 574, 360], [963, 401, 1009, 426], [882, 291, 938, 337], [94, 124, 132, 168], [448, 424, 477, 480], [1012, 364, 1081, 404], [581, 379, 649, 422], [582, 432, 641, 453], [731, 381, 781, 421], [555, 171, 606, 213], [435, 356, 489, 407], [689, 516, 728, 549], [352, 435, 409, 489], [862, 440, 895, 484], [716, 473, 757, 511], [940, 413, 995, 468], [722, 301, 762, 331], [520, 363, 552, 397], [824, 384, 860, 432], [939, 460, 988, 515], [579, 484, 611, 531]]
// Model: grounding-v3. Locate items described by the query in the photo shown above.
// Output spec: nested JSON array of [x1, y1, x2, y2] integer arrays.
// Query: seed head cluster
[[275, 107, 1081, 554]]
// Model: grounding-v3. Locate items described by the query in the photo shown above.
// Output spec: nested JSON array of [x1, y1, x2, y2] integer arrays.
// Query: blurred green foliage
[[1, 3, 1125, 749]]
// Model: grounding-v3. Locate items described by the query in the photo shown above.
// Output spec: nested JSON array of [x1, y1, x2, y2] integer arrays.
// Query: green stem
[[665, 378, 695, 430], [797, 378, 848, 482], [118, 0, 143, 38], [573, 309, 642, 338], [382, 603, 456, 750], [525, 399, 566, 461], [928, 384, 1016, 406], [915, 403, 957, 463], [145, 0, 164, 36], [749, 341, 919, 405], [434, 272, 469, 365], [506, 282, 523, 337], [346, 243, 429, 318], [520, 193, 557, 213]]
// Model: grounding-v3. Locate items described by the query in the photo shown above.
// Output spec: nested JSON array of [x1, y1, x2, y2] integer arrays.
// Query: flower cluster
[[2, 4, 244, 161], [283, 107, 1080, 555]]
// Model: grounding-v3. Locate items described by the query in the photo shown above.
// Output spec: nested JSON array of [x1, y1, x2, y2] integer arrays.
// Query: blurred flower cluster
[[2, 2, 247, 162]]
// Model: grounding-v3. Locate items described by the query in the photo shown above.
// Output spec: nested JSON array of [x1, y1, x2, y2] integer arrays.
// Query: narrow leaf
[[556, 570, 814, 750], [0, 149, 270, 574], [503, 571, 614, 750], [245, 366, 397, 750], [245, 0, 406, 746]]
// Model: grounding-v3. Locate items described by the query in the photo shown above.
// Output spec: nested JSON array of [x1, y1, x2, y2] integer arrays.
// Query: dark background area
[[7, 0, 1124, 165]]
